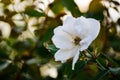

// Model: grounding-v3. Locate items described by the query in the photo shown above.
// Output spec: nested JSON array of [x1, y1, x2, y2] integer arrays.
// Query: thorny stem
[[86, 50, 120, 79], [86, 49, 106, 70], [96, 59, 106, 70]]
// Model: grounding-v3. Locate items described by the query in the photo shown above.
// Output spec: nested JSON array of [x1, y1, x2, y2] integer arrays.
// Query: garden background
[[0, 0, 120, 80]]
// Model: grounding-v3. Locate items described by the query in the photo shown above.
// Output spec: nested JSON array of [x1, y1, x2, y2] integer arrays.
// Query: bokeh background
[[0, 0, 120, 80]]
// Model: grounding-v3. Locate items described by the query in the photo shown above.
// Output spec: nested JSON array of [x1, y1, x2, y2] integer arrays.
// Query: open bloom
[[52, 16, 100, 70]]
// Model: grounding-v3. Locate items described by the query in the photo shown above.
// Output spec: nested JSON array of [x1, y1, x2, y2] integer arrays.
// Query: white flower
[[0, 21, 11, 38], [52, 16, 100, 70], [40, 63, 58, 78], [74, 0, 93, 13], [17, 17, 38, 41], [108, 7, 120, 23], [7, 0, 33, 12]]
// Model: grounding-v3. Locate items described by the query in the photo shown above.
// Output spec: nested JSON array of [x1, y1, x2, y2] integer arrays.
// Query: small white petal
[[72, 49, 80, 70], [52, 26, 74, 49], [79, 36, 92, 51], [54, 47, 79, 63], [87, 18, 100, 39]]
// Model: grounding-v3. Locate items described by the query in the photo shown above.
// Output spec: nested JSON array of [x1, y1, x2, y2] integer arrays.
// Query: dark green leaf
[[87, 0, 105, 20], [0, 48, 8, 59], [41, 27, 54, 43], [50, 0, 64, 14], [27, 65, 41, 80], [47, 44, 58, 54], [61, 0, 81, 17], [74, 60, 87, 70], [94, 70, 110, 80], [25, 9, 45, 17]]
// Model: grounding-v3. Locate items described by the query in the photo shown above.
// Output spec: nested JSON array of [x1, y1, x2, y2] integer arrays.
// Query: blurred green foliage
[[0, 0, 120, 80]]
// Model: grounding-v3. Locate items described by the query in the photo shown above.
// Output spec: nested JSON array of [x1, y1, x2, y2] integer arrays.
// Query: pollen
[[74, 36, 81, 45]]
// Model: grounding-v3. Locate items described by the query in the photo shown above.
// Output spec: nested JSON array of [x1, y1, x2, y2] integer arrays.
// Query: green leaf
[[96, 58, 107, 70], [61, 61, 87, 78], [25, 9, 45, 17], [41, 27, 54, 43], [75, 61, 87, 70], [61, 0, 81, 17], [26, 58, 41, 65], [94, 70, 110, 80], [0, 41, 12, 59], [50, 0, 64, 15], [0, 60, 11, 71], [39, 16, 62, 43], [27, 65, 41, 80], [47, 44, 58, 54], [0, 63, 19, 80], [35, 44, 52, 61], [0, 48, 8, 59], [108, 36, 120, 52], [87, 0, 105, 20], [109, 67, 120, 75]]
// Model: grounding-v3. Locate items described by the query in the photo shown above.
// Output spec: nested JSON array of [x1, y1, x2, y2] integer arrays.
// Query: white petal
[[74, 16, 91, 39], [87, 18, 100, 39], [79, 36, 92, 51], [63, 16, 78, 36], [53, 26, 62, 34], [52, 26, 75, 49], [63, 16, 75, 27], [75, 16, 100, 39], [72, 49, 80, 70], [54, 47, 79, 63]]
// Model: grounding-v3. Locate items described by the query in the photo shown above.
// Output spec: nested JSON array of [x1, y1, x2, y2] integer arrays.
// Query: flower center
[[74, 36, 81, 45]]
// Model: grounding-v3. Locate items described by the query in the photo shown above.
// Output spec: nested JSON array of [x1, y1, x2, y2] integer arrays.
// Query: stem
[[98, 70, 110, 80], [96, 59, 106, 70], [86, 49, 106, 70], [86, 49, 93, 57]]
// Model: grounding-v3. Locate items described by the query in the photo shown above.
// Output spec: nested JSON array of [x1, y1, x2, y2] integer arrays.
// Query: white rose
[[52, 16, 100, 70]]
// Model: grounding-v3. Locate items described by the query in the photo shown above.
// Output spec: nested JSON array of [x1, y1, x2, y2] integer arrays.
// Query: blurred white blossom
[[34, 0, 54, 11], [12, 14, 26, 27], [52, 16, 100, 70], [0, 21, 11, 38], [34, 0, 55, 17], [108, 7, 120, 22], [7, 0, 33, 12], [40, 63, 58, 78], [0, 3, 5, 16], [17, 17, 38, 41], [74, 0, 92, 13], [101, 0, 120, 22], [28, 17, 38, 34]]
